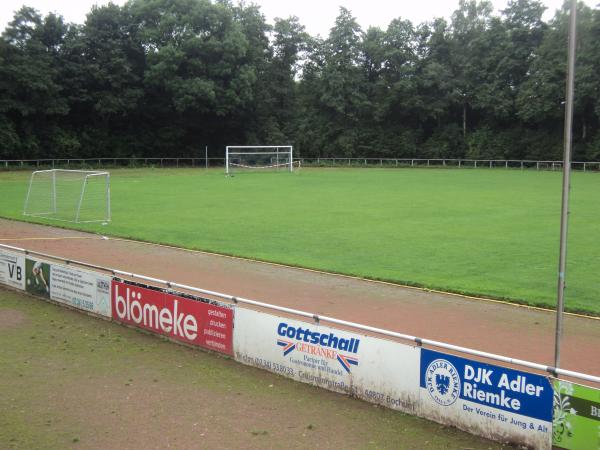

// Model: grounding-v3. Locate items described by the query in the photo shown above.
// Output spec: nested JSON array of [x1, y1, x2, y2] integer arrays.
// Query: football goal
[[225, 146, 297, 175], [23, 169, 111, 223]]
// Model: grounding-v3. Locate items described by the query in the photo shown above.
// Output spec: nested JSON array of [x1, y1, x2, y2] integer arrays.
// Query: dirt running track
[[1, 218, 598, 377]]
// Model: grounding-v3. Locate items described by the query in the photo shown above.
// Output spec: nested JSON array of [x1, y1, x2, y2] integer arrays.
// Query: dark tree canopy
[[0, 0, 598, 161]]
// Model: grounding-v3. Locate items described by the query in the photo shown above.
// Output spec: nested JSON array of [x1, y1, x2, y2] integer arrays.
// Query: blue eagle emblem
[[435, 374, 450, 395]]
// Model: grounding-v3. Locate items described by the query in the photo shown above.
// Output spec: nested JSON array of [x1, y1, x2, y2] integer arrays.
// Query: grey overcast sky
[[0, 0, 596, 37]]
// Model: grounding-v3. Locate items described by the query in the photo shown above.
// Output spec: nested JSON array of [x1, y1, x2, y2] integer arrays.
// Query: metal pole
[[52, 170, 57, 213], [75, 176, 87, 223], [106, 173, 111, 222], [555, 0, 577, 369], [205, 146, 208, 169]]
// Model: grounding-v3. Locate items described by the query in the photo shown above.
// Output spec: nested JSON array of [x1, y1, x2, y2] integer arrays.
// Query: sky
[[0, 0, 596, 37]]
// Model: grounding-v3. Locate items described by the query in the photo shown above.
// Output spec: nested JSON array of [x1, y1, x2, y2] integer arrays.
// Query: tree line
[[1, 0, 600, 161]]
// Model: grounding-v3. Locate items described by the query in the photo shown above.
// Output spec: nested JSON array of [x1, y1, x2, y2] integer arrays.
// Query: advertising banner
[[111, 280, 233, 355], [553, 379, 600, 450], [0, 250, 25, 290], [234, 307, 420, 413], [25, 258, 51, 298], [419, 349, 553, 449], [50, 264, 111, 317]]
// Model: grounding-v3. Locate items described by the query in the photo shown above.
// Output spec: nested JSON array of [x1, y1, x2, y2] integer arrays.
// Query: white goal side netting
[[225, 146, 297, 175], [23, 169, 111, 223]]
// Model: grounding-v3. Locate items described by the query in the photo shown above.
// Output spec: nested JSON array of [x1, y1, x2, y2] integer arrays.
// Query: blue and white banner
[[419, 348, 552, 449], [234, 308, 420, 413]]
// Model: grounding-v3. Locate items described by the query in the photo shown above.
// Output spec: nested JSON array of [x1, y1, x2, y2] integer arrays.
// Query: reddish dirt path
[[1, 218, 599, 376]]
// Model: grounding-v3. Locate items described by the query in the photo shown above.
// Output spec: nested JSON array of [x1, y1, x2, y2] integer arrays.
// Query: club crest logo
[[425, 359, 460, 406]]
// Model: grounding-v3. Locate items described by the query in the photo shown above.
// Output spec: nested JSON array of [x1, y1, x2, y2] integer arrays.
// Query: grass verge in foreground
[[0, 167, 598, 314], [0, 288, 511, 449]]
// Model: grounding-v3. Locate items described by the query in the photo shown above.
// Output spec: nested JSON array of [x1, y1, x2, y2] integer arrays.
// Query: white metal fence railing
[[1, 157, 600, 171], [0, 157, 225, 169], [298, 158, 600, 171], [1, 242, 598, 386]]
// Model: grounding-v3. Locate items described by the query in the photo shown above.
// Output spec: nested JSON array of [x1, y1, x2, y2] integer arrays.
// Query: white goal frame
[[225, 145, 294, 175], [23, 169, 111, 223]]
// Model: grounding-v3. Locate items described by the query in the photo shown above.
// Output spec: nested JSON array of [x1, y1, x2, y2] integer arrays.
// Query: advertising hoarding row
[[233, 308, 555, 448], [1, 250, 111, 317], [0, 247, 598, 449], [0, 252, 234, 355]]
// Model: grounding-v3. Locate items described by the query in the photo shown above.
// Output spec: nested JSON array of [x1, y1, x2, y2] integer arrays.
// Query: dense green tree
[[256, 16, 309, 144], [316, 8, 369, 156], [2, 0, 600, 162], [0, 7, 70, 157]]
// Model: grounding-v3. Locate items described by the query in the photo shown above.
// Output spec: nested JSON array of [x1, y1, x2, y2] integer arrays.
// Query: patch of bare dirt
[[0, 308, 27, 330]]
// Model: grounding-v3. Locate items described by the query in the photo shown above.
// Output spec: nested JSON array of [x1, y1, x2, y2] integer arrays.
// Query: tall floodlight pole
[[554, 0, 577, 369]]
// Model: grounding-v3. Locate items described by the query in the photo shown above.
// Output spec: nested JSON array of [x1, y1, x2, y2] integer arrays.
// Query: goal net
[[226, 146, 296, 175], [23, 169, 111, 223]]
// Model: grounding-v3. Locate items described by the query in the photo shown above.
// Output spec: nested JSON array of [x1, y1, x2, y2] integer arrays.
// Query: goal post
[[225, 145, 295, 175], [23, 169, 111, 223]]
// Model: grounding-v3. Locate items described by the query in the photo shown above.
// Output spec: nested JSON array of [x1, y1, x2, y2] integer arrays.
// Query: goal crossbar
[[226, 146, 292, 149], [29, 169, 109, 175], [228, 152, 291, 155]]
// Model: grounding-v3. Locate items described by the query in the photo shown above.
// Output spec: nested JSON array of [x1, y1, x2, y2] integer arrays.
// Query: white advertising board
[[50, 263, 111, 317], [234, 307, 420, 413], [0, 250, 25, 290], [419, 349, 553, 449]]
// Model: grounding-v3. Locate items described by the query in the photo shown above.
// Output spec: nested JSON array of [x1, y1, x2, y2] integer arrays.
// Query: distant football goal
[[225, 146, 298, 175], [23, 169, 111, 223]]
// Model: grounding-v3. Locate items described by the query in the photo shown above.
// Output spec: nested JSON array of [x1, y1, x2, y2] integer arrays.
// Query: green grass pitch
[[0, 167, 598, 314]]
